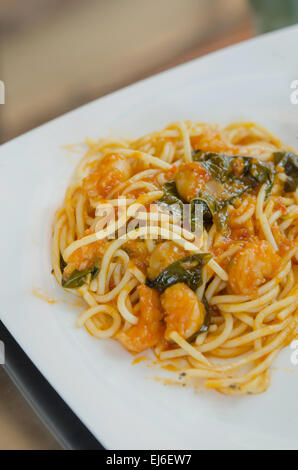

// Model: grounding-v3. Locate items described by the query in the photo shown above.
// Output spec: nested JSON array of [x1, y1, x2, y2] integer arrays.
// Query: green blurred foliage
[[249, 0, 298, 33]]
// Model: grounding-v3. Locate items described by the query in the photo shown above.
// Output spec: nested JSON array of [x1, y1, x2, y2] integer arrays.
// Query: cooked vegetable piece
[[159, 151, 274, 236], [187, 150, 274, 233], [146, 253, 211, 292], [62, 265, 99, 288], [192, 150, 274, 197], [191, 194, 228, 235], [157, 181, 183, 218], [199, 297, 211, 333], [187, 296, 211, 342], [191, 198, 213, 231], [274, 151, 298, 192], [158, 180, 226, 234], [60, 253, 67, 272]]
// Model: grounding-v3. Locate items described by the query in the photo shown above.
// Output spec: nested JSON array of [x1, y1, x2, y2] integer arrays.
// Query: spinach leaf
[[191, 193, 229, 235], [191, 196, 215, 231], [200, 296, 211, 333], [191, 198, 213, 232], [158, 150, 274, 236], [187, 296, 211, 342], [158, 181, 229, 234], [274, 151, 298, 193], [192, 150, 274, 197], [187, 150, 274, 234], [146, 253, 211, 292], [193, 150, 234, 182], [157, 181, 183, 218], [91, 266, 100, 279], [60, 253, 67, 272], [62, 265, 100, 289], [244, 158, 274, 196]]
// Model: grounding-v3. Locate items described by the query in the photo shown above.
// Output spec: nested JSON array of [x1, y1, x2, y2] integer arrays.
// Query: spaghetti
[[52, 121, 298, 395]]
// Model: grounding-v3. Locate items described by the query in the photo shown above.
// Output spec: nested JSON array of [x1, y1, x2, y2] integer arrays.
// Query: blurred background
[[0, 0, 297, 145], [0, 0, 297, 450]]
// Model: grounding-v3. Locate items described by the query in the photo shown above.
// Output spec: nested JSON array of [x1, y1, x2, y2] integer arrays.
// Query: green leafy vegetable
[[248, 159, 274, 193], [274, 151, 298, 193], [146, 253, 211, 292], [187, 296, 211, 342], [191, 198, 213, 231], [193, 151, 232, 182], [158, 181, 223, 234], [91, 266, 100, 279], [62, 265, 100, 289], [191, 193, 229, 235], [158, 151, 274, 236], [60, 253, 67, 272], [158, 180, 229, 234], [188, 150, 275, 233], [158, 181, 183, 218], [200, 296, 211, 333], [192, 150, 274, 197]]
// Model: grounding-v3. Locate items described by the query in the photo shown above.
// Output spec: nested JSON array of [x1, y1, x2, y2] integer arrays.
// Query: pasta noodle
[[52, 121, 298, 395]]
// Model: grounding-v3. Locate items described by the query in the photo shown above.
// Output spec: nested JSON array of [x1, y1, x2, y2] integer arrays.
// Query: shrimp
[[190, 126, 240, 155], [227, 240, 281, 295], [161, 283, 205, 341], [63, 229, 107, 280], [175, 162, 210, 202], [117, 285, 164, 353], [147, 241, 187, 280], [83, 153, 132, 198]]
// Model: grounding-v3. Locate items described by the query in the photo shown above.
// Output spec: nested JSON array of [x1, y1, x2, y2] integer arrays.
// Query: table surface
[[0, 368, 61, 450]]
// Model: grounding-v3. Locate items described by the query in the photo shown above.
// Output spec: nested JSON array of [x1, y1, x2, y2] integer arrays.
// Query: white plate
[[1, 26, 298, 450]]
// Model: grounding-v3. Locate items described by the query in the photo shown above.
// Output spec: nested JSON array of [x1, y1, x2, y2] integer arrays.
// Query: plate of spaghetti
[[1, 26, 298, 449], [53, 119, 298, 397]]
